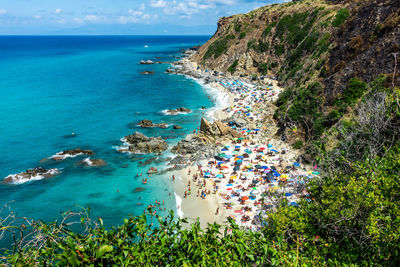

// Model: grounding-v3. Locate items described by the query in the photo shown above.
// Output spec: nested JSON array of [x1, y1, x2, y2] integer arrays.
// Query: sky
[[0, 0, 286, 35]]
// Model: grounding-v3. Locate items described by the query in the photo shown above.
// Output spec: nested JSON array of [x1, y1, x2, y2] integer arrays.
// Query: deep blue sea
[[0, 36, 214, 240]]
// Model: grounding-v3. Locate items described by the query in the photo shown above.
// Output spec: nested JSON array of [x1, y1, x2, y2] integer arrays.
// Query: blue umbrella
[[221, 148, 228, 151], [293, 162, 300, 167], [267, 144, 272, 148], [254, 129, 260, 131], [217, 161, 225, 165], [237, 156, 244, 159], [225, 155, 232, 159], [285, 193, 292, 197], [235, 145, 241, 148], [273, 172, 281, 177], [236, 159, 243, 163], [262, 166, 269, 169], [216, 174, 224, 178], [270, 149, 278, 153], [289, 202, 299, 207]]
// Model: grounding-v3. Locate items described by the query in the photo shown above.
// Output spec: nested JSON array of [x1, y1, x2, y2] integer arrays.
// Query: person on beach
[[172, 175, 175, 181], [216, 207, 219, 215]]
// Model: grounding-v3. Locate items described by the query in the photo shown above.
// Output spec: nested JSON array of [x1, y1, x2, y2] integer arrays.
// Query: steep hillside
[[193, 0, 399, 143]]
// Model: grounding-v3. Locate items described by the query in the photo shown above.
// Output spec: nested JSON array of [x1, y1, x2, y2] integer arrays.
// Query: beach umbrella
[[242, 196, 249, 201], [293, 162, 300, 168], [221, 166, 229, 169], [238, 137, 244, 141], [252, 180, 260, 184], [258, 147, 266, 151], [262, 166, 269, 169], [235, 145, 241, 149], [285, 193, 292, 197], [289, 202, 299, 207], [216, 174, 224, 178], [254, 129, 260, 131], [225, 154, 232, 159], [204, 172, 211, 176], [226, 184, 233, 186], [267, 144, 272, 148], [312, 171, 320, 175], [232, 151, 239, 155], [221, 148, 228, 151], [244, 149, 252, 154], [218, 153, 226, 158], [270, 149, 278, 153], [273, 172, 281, 177], [230, 176, 237, 179]]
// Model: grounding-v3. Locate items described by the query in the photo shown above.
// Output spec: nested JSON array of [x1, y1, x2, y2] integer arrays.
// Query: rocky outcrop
[[140, 70, 155, 75], [165, 107, 191, 115], [3, 167, 60, 184], [121, 132, 168, 154], [138, 120, 168, 129], [140, 60, 155, 64], [200, 118, 242, 138], [173, 124, 183, 129], [48, 148, 94, 161]]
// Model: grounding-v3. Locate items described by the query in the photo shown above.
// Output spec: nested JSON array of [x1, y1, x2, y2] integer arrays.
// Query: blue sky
[[0, 0, 286, 35]]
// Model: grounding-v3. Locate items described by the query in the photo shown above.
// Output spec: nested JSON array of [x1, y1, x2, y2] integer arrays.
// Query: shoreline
[[169, 55, 316, 228]]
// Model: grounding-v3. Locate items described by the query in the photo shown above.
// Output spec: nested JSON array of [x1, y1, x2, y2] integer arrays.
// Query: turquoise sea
[[0, 36, 215, 241]]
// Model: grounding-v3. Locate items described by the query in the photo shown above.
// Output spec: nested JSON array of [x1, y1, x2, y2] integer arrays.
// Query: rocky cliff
[[193, 0, 399, 141]]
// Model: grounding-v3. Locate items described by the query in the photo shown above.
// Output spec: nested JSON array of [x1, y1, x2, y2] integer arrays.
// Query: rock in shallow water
[[3, 167, 60, 184], [120, 132, 168, 154], [132, 187, 146, 193]]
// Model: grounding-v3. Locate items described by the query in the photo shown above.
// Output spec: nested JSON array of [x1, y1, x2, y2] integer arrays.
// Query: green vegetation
[[258, 63, 268, 75], [292, 140, 303, 149], [239, 32, 246, 39], [334, 77, 368, 109], [262, 22, 277, 36], [274, 44, 284, 56], [204, 34, 234, 59], [228, 60, 239, 74], [332, 8, 350, 27]]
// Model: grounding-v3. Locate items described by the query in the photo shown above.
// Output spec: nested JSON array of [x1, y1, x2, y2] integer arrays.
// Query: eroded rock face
[[3, 167, 60, 184], [122, 132, 168, 153]]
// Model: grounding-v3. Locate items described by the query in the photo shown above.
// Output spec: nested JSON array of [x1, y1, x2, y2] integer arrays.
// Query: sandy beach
[[170, 57, 318, 229]]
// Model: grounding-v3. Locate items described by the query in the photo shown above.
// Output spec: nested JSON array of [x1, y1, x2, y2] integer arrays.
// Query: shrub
[[228, 60, 239, 74], [292, 140, 303, 149], [274, 44, 285, 56], [332, 8, 350, 27], [239, 32, 246, 39], [341, 77, 368, 106], [258, 63, 268, 75]]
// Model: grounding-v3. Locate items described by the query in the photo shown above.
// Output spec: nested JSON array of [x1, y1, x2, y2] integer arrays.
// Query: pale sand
[[173, 165, 229, 227]]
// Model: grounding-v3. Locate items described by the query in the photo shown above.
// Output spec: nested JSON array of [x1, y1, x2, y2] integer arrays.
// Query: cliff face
[[193, 0, 399, 141]]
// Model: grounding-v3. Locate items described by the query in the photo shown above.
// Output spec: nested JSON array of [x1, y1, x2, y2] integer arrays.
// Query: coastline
[[169, 55, 315, 228]]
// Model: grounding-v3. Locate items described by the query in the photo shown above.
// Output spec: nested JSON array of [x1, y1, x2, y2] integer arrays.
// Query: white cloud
[[55, 8, 62, 14], [139, 3, 146, 10], [84, 15, 100, 22], [150, 0, 168, 8], [56, 19, 66, 24], [0, 9, 7, 15], [33, 15, 42, 19]]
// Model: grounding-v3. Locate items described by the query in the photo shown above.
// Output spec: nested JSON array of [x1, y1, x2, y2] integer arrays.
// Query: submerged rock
[[132, 187, 146, 193], [79, 158, 107, 167], [173, 124, 183, 129], [3, 167, 60, 184], [121, 132, 168, 154]]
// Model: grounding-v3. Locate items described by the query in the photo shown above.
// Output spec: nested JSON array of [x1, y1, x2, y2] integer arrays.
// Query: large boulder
[[122, 132, 168, 153], [79, 158, 107, 167], [200, 118, 212, 133]]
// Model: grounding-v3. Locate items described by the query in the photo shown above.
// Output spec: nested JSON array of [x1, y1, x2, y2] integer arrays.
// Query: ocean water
[[0, 36, 215, 239]]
